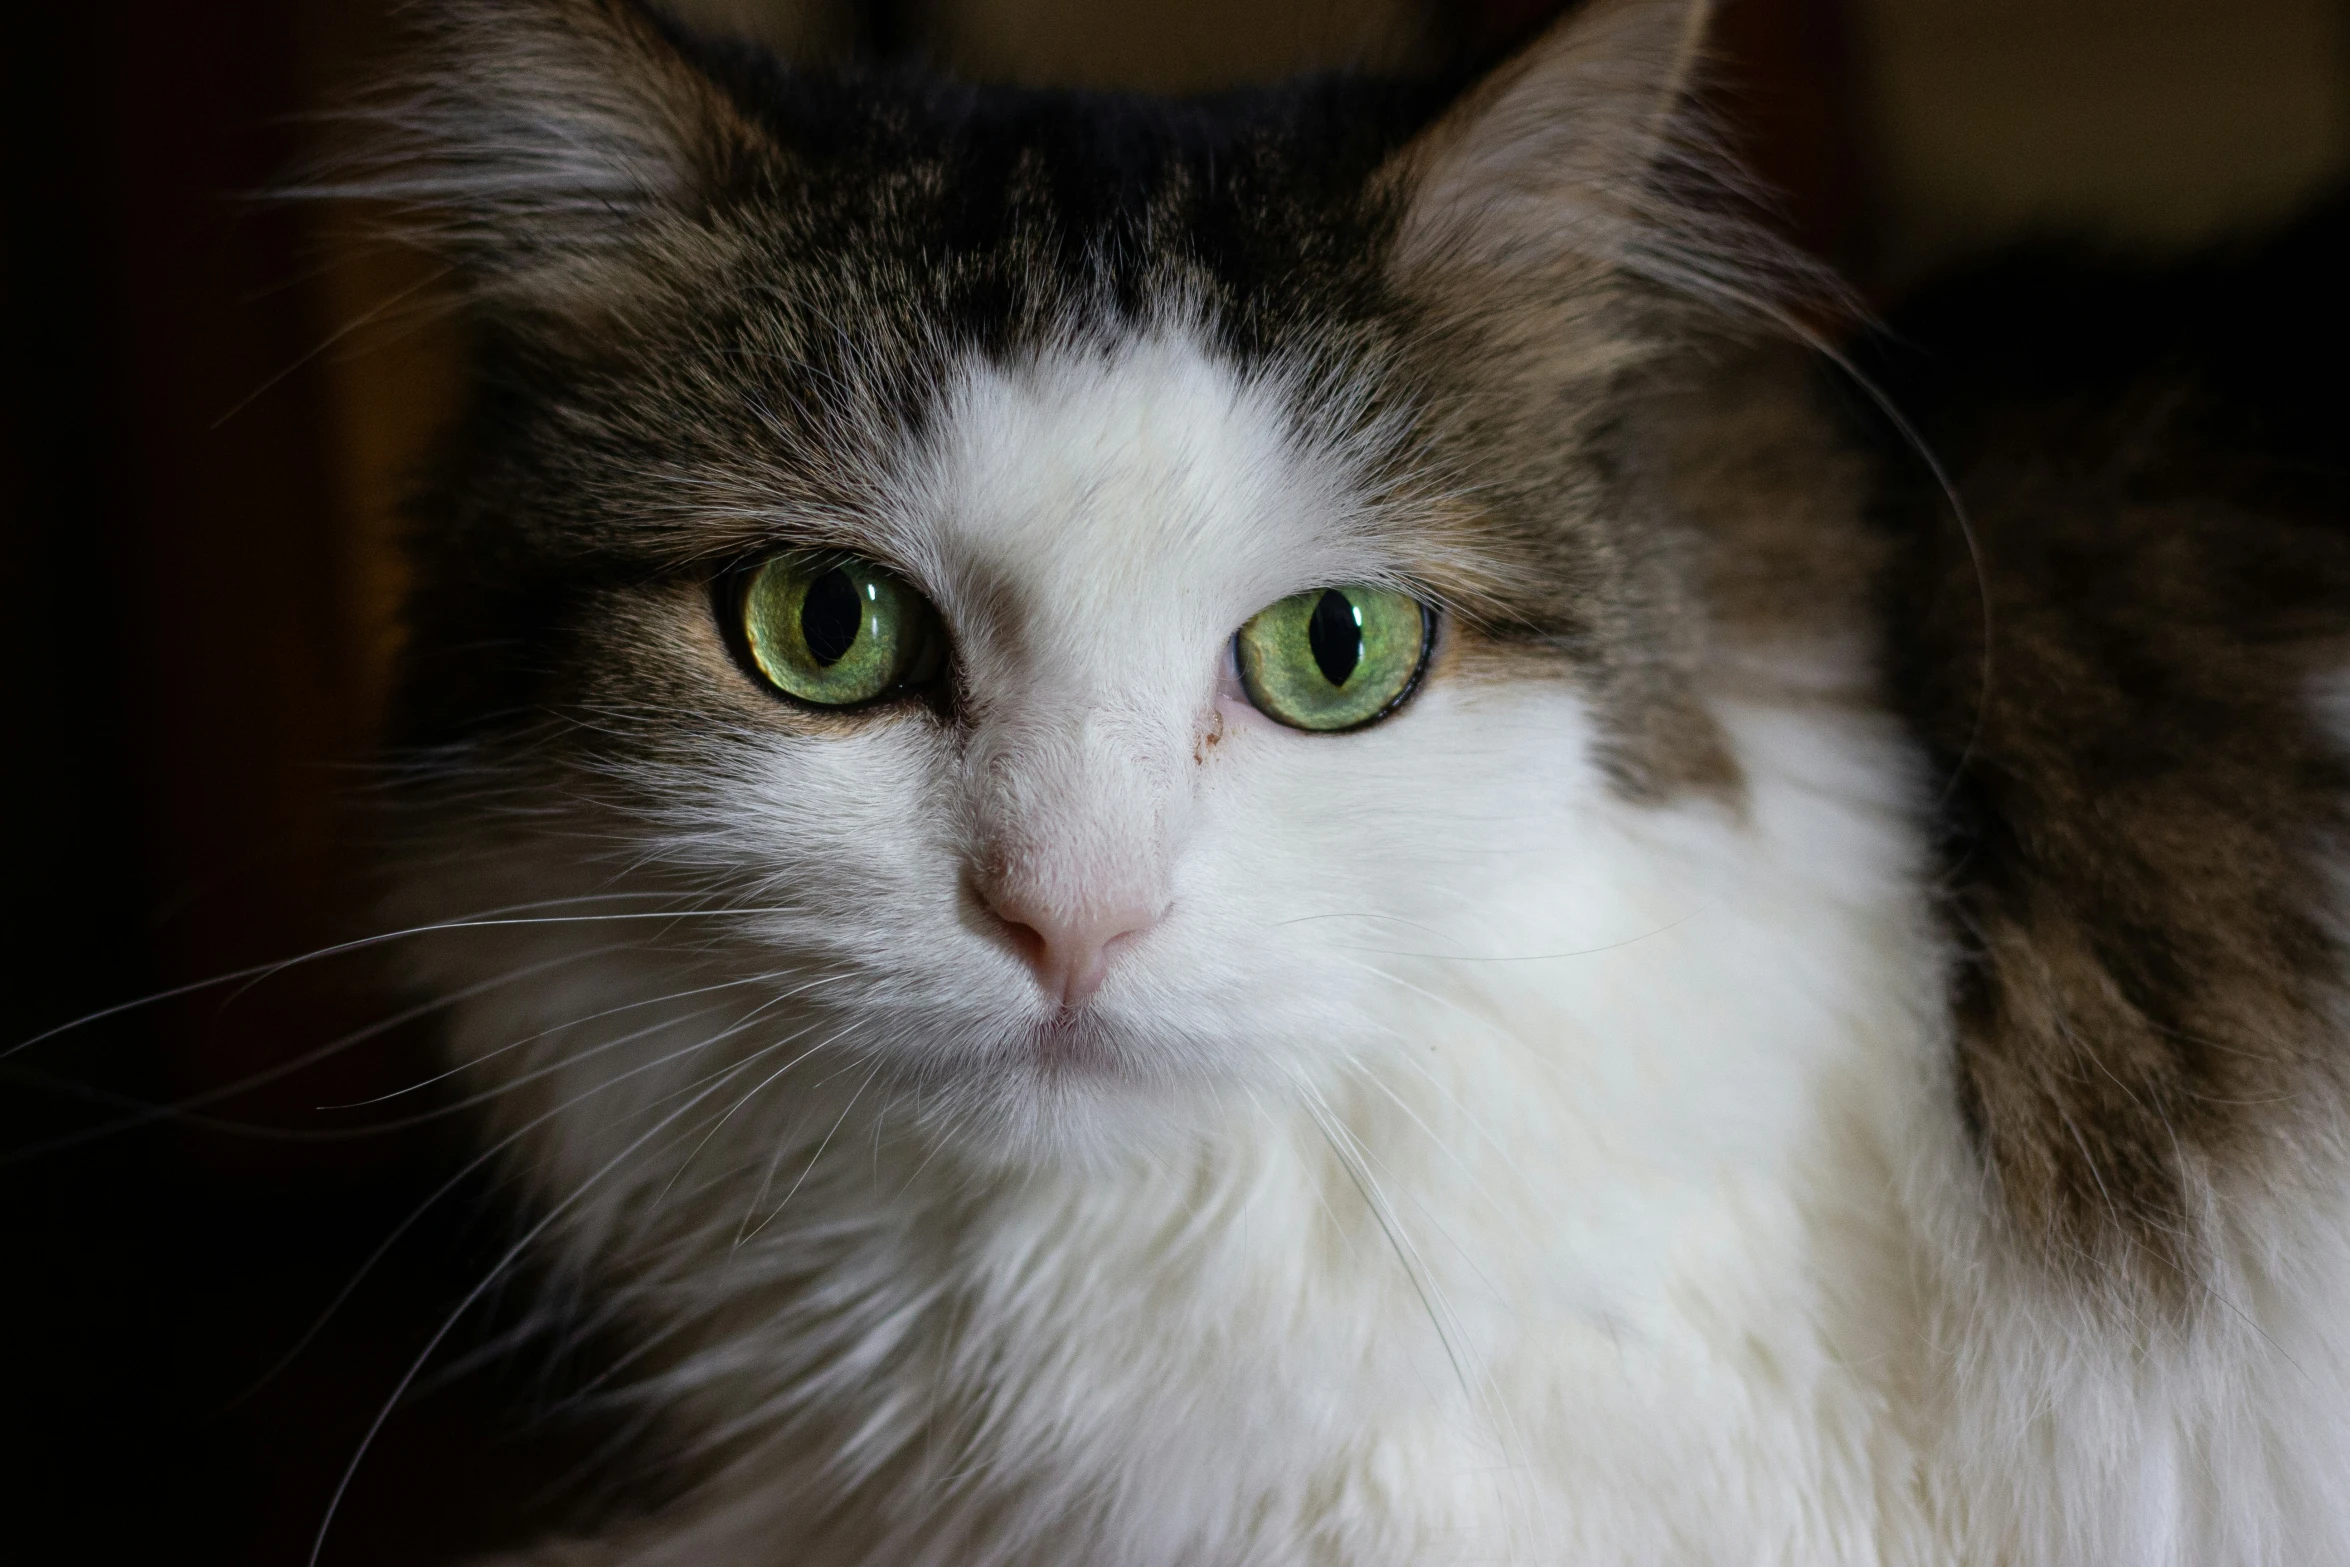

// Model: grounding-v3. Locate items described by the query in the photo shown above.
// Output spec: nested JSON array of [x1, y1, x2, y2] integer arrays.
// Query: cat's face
[[384, 0, 1752, 1158], [535, 325, 1618, 1152]]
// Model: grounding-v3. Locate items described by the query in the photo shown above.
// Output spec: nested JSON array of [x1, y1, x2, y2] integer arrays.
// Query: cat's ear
[[322, 0, 769, 325], [1381, 0, 1723, 308]]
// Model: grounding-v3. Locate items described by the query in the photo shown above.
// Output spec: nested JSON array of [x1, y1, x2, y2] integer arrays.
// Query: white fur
[[406, 331, 2350, 1565]]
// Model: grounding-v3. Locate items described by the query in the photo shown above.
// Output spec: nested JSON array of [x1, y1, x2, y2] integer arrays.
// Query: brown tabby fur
[[1865, 220, 2350, 1305]]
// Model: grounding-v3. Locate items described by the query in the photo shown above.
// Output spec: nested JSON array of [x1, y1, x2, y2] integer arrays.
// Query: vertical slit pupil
[[1307, 590, 1361, 688], [801, 568, 863, 667]]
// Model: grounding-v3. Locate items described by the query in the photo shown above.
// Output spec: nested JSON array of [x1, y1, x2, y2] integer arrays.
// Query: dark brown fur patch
[[1865, 197, 2350, 1306]]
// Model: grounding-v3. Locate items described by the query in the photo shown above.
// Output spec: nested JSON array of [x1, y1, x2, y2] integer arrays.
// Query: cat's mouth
[[1023, 1009, 1121, 1075]]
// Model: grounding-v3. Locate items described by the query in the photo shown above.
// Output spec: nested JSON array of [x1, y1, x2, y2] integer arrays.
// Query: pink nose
[[980, 885, 1163, 1009]]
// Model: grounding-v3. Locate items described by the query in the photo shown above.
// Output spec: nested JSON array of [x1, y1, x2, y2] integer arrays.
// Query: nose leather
[[980, 883, 1163, 1008]]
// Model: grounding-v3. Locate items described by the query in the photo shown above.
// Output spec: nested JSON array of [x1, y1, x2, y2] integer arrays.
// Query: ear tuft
[[300, 0, 764, 314], [1384, 0, 1821, 332]]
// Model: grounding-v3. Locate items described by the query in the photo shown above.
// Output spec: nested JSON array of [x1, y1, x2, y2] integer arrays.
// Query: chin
[[881, 1005, 1246, 1170]]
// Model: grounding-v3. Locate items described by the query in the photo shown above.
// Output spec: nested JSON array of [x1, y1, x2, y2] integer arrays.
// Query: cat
[[348, 0, 2350, 1560]]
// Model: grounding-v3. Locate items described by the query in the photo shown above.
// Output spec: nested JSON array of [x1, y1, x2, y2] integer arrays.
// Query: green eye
[[740, 551, 943, 707], [1234, 585, 1430, 732]]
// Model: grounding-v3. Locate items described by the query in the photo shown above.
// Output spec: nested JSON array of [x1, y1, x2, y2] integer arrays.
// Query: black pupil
[[1307, 590, 1361, 688], [801, 568, 863, 666]]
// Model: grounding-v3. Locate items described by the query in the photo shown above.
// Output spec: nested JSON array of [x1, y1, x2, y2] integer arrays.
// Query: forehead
[[606, 70, 1478, 635], [877, 329, 1416, 671], [695, 59, 1450, 348]]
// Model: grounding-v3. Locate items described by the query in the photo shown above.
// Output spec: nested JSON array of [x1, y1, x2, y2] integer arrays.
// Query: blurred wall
[[1852, 0, 2350, 274]]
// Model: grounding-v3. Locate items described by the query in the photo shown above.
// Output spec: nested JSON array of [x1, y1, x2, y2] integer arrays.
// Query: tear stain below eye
[[1194, 709, 1226, 765]]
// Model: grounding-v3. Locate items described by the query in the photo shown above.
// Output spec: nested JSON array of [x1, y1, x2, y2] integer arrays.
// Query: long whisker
[[738, 1057, 887, 1247], [1291, 1070, 1541, 1557], [682, 1027, 869, 1243], [211, 261, 457, 430], [322, 964, 822, 1110], [1322, 954, 1525, 1058], [7, 972, 827, 1159], [239, 983, 843, 1401], [1321, 905, 1709, 962], [4, 891, 795, 1064], [1291, 1077, 1473, 1398], [653, 1014, 862, 1211], [307, 1037, 807, 1567], [1, 947, 625, 1162]]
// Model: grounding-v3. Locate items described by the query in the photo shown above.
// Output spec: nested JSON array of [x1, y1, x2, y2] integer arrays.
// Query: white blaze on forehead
[[875, 326, 1391, 939], [896, 328, 1378, 705]]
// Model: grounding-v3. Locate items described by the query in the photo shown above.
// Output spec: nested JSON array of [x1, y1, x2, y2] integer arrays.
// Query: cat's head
[[372, 0, 1804, 1158]]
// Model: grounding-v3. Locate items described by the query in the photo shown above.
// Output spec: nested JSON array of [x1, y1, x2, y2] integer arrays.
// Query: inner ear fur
[[325, 0, 771, 322], [1381, 0, 1713, 299]]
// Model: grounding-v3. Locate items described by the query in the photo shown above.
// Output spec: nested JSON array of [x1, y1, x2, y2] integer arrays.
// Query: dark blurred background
[[4, 1, 2345, 1561]]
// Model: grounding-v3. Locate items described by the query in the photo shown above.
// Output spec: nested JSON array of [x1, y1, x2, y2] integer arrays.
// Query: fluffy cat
[[352, 0, 2350, 1560]]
